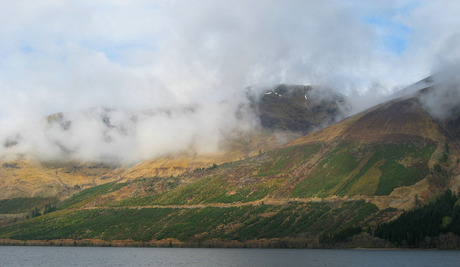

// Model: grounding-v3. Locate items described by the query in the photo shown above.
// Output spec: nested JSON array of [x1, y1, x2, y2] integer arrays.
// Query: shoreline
[[0, 238, 368, 249], [0, 238, 421, 250], [2, 236, 457, 249], [0, 238, 314, 249]]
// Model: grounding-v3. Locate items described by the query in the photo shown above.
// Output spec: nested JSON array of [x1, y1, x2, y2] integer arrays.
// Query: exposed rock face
[[253, 84, 349, 134]]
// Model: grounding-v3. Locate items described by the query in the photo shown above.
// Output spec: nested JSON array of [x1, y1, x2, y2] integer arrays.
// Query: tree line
[[374, 190, 460, 247]]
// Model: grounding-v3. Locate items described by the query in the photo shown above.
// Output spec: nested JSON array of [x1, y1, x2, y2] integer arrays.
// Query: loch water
[[0, 246, 459, 267]]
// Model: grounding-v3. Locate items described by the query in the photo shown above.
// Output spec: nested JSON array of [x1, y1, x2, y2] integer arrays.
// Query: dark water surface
[[0, 246, 459, 267]]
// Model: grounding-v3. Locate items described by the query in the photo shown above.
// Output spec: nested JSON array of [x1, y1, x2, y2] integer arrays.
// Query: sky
[[1, 0, 460, 164]]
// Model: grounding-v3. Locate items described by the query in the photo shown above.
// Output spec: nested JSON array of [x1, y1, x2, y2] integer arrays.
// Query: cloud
[[1, 0, 460, 164], [419, 60, 460, 120]]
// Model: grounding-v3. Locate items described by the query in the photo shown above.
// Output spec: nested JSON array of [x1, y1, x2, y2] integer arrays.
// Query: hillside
[[0, 160, 121, 200], [1, 83, 459, 248], [95, 89, 454, 210], [0, 85, 343, 198]]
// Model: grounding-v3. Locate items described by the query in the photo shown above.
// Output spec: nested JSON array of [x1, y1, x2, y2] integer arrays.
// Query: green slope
[[0, 200, 378, 246], [0, 197, 58, 214], [110, 140, 435, 207], [291, 142, 435, 197], [0, 87, 456, 248]]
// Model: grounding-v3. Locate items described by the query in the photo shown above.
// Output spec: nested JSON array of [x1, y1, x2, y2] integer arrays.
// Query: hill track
[[79, 195, 410, 210]]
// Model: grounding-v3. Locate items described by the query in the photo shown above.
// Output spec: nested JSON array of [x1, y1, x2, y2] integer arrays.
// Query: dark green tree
[[31, 207, 41, 218]]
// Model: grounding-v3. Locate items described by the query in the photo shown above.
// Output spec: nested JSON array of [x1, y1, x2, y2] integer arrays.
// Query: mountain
[[93, 86, 452, 210], [251, 84, 349, 134], [0, 81, 459, 248], [0, 85, 346, 198]]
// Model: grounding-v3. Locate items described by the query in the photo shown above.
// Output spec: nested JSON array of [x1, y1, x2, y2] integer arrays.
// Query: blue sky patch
[[364, 16, 412, 55]]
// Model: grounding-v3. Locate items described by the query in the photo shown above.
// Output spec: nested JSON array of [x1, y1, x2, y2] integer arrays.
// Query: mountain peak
[[251, 84, 350, 134]]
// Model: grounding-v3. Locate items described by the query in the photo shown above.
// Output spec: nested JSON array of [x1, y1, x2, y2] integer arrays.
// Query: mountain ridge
[[1, 80, 459, 248], [0, 85, 346, 198]]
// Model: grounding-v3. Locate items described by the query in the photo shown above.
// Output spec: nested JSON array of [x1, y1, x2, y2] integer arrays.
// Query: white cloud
[[1, 0, 460, 164]]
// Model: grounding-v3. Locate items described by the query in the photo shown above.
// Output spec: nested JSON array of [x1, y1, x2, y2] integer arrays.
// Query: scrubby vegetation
[[59, 182, 127, 209], [256, 144, 322, 176], [0, 200, 378, 245], [320, 226, 362, 244], [116, 176, 275, 206], [110, 141, 435, 207], [0, 197, 58, 214], [291, 142, 435, 197]]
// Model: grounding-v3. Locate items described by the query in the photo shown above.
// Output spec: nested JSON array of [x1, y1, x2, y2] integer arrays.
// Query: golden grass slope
[[120, 130, 300, 181], [0, 159, 121, 200]]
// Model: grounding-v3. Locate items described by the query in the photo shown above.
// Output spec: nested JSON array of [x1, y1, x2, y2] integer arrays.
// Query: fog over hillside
[[419, 64, 460, 120], [1, 0, 460, 164], [1, 96, 260, 165]]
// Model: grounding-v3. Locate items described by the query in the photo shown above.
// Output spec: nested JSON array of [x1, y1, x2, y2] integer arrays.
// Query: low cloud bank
[[0, 95, 259, 165], [2, 1, 460, 164]]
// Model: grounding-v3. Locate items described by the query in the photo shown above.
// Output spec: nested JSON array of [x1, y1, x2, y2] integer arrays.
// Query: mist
[[0, 98, 259, 165], [419, 62, 460, 120], [1, 0, 460, 165]]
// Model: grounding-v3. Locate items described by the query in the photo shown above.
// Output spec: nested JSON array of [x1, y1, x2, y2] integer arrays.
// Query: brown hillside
[[289, 96, 445, 146]]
